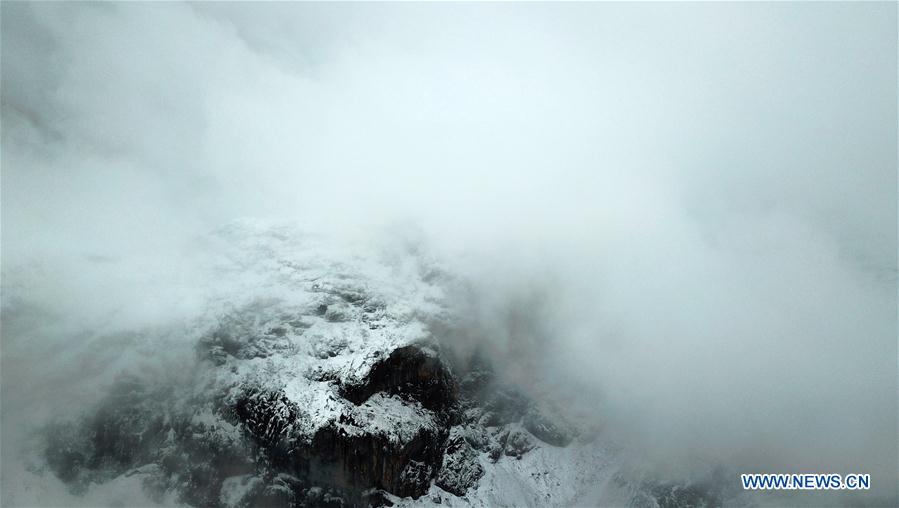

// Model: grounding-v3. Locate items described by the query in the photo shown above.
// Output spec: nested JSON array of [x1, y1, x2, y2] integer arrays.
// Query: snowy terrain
[[1, 221, 732, 507]]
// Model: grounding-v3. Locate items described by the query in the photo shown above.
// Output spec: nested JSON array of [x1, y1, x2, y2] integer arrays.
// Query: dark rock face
[[435, 427, 484, 496], [45, 376, 255, 506], [42, 305, 577, 507], [307, 418, 445, 499], [340, 346, 458, 413], [234, 390, 302, 449], [225, 374, 450, 503]]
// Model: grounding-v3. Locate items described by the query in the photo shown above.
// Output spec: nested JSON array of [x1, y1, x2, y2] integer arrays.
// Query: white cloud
[[2, 2, 895, 503]]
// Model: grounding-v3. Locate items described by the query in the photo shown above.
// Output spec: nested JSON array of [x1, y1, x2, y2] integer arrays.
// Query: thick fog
[[2, 2, 896, 505]]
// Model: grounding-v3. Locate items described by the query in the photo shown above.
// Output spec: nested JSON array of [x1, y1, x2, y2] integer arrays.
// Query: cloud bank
[[2, 2, 896, 504]]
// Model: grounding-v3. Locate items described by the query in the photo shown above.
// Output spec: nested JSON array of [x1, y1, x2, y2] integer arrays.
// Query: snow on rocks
[[35, 221, 619, 506]]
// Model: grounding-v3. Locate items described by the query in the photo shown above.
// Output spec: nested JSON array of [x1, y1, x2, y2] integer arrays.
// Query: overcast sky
[[2, 2, 896, 504]]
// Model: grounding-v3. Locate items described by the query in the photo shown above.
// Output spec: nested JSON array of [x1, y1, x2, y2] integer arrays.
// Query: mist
[[2, 2, 896, 505]]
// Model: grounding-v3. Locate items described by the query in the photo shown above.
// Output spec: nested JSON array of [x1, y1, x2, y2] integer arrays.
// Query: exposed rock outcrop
[[39, 224, 583, 507], [43, 324, 583, 506], [340, 345, 458, 413], [434, 427, 484, 496]]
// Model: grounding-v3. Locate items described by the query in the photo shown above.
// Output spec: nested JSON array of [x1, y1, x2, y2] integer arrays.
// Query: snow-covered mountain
[[5, 221, 728, 507]]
